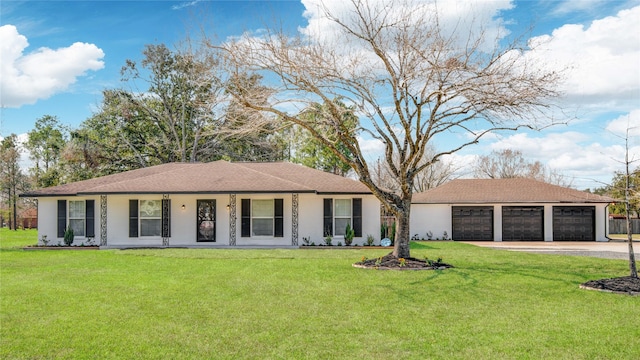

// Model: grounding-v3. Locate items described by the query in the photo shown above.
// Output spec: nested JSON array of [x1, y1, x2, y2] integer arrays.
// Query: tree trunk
[[626, 203, 638, 278], [392, 198, 412, 259]]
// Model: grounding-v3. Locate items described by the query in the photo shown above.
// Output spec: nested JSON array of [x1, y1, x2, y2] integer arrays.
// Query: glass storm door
[[197, 200, 216, 242]]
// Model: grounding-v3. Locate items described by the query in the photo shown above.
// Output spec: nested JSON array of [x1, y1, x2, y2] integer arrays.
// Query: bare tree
[[373, 146, 461, 193], [616, 124, 638, 278], [473, 149, 573, 187], [216, 0, 563, 258]]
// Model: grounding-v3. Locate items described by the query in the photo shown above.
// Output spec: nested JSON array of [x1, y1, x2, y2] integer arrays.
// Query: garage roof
[[412, 178, 615, 204], [21, 161, 371, 196]]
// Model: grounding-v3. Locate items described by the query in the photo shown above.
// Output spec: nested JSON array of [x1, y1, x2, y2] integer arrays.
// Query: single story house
[[411, 178, 615, 242], [22, 161, 380, 248]]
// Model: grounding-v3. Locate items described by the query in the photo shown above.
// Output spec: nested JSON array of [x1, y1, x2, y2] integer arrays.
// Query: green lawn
[[1, 229, 639, 359]]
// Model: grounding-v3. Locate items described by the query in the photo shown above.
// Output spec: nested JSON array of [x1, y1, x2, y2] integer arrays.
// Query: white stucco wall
[[296, 194, 380, 246], [37, 193, 381, 248], [409, 204, 452, 240], [37, 196, 101, 246], [411, 203, 610, 242]]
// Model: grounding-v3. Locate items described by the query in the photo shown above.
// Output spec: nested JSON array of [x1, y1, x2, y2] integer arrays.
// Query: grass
[[1, 229, 639, 359], [608, 233, 640, 240]]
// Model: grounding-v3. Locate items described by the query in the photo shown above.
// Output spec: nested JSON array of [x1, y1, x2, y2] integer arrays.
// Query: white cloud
[[0, 25, 105, 108], [605, 109, 640, 138], [524, 6, 640, 110], [477, 130, 640, 189], [300, 0, 514, 52], [357, 135, 384, 161]]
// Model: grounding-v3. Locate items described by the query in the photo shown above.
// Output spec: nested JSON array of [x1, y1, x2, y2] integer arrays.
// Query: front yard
[[1, 229, 638, 359]]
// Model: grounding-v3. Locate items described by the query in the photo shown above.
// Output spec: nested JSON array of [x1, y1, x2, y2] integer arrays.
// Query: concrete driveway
[[462, 241, 640, 260]]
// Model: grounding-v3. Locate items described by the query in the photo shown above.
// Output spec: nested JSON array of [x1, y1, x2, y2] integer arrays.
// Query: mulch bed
[[352, 253, 454, 270], [580, 276, 640, 295], [23, 246, 99, 250]]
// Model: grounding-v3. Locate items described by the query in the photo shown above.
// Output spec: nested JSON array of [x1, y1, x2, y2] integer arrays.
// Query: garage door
[[502, 206, 544, 241], [552, 206, 595, 241], [452, 206, 493, 241]]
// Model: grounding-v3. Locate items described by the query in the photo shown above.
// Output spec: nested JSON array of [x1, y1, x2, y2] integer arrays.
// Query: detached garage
[[410, 178, 615, 242]]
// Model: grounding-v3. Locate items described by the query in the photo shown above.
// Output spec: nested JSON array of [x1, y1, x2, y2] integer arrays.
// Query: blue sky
[[1, 0, 639, 190]]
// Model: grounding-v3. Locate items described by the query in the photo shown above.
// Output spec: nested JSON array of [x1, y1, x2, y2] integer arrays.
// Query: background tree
[[217, 0, 563, 258], [373, 145, 460, 193], [115, 43, 226, 164], [473, 149, 572, 187], [0, 135, 28, 230], [217, 72, 289, 162], [603, 168, 639, 218], [289, 100, 356, 176], [25, 115, 67, 188]]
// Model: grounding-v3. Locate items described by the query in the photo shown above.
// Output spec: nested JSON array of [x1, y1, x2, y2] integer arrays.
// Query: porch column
[[229, 194, 237, 246], [292, 193, 299, 246], [100, 195, 107, 246], [162, 194, 170, 246]]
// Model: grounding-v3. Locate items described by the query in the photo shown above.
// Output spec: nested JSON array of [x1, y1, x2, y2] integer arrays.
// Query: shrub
[[324, 236, 332, 246], [365, 234, 375, 246], [63, 227, 74, 246], [344, 224, 354, 246]]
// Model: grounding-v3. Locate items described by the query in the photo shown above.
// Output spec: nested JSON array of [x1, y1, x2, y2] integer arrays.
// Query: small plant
[[424, 256, 444, 267], [84, 237, 95, 246], [390, 221, 396, 245], [365, 234, 375, 246], [399, 258, 406, 267], [40, 235, 49, 246], [310, 242, 316, 246], [443, 231, 449, 240], [302, 236, 311, 246], [375, 256, 383, 266], [426, 231, 433, 240], [337, 241, 342, 246], [63, 227, 75, 246], [361, 256, 367, 262], [411, 234, 420, 241], [344, 224, 354, 246], [324, 236, 333, 246]]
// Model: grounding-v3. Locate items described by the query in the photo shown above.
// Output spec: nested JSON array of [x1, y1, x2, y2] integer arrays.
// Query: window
[[334, 199, 352, 236], [252, 199, 274, 236], [323, 198, 362, 237], [57, 200, 95, 238], [68, 201, 86, 237], [241, 199, 283, 238], [140, 200, 162, 237], [129, 199, 170, 238]]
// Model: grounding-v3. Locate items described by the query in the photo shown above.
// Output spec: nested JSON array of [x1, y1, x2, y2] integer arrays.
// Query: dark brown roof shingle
[[412, 178, 615, 204], [22, 161, 371, 196]]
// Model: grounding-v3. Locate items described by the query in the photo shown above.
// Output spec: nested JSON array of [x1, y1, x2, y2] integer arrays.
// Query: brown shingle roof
[[412, 178, 615, 204], [22, 161, 371, 197]]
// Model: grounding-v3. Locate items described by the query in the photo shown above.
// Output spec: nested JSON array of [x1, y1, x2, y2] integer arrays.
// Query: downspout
[[605, 203, 612, 241]]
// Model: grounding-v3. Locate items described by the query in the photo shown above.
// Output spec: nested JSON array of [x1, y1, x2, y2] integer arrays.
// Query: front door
[[197, 200, 216, 242]]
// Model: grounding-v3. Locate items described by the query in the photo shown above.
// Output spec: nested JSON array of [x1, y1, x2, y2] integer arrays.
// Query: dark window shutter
[[129, 200, 138, 238], [323, 199, 333, 237], [241, 199, 251, 237], [57, 200, 66, 238], [85, 200, 95, 238], [274, 199, 284, 237], [162, 199, 171, 238], [352, 198, 362, 237]]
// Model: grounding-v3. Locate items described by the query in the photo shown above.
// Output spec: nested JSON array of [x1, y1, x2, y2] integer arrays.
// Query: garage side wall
[[410, 204, 452, 240]]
